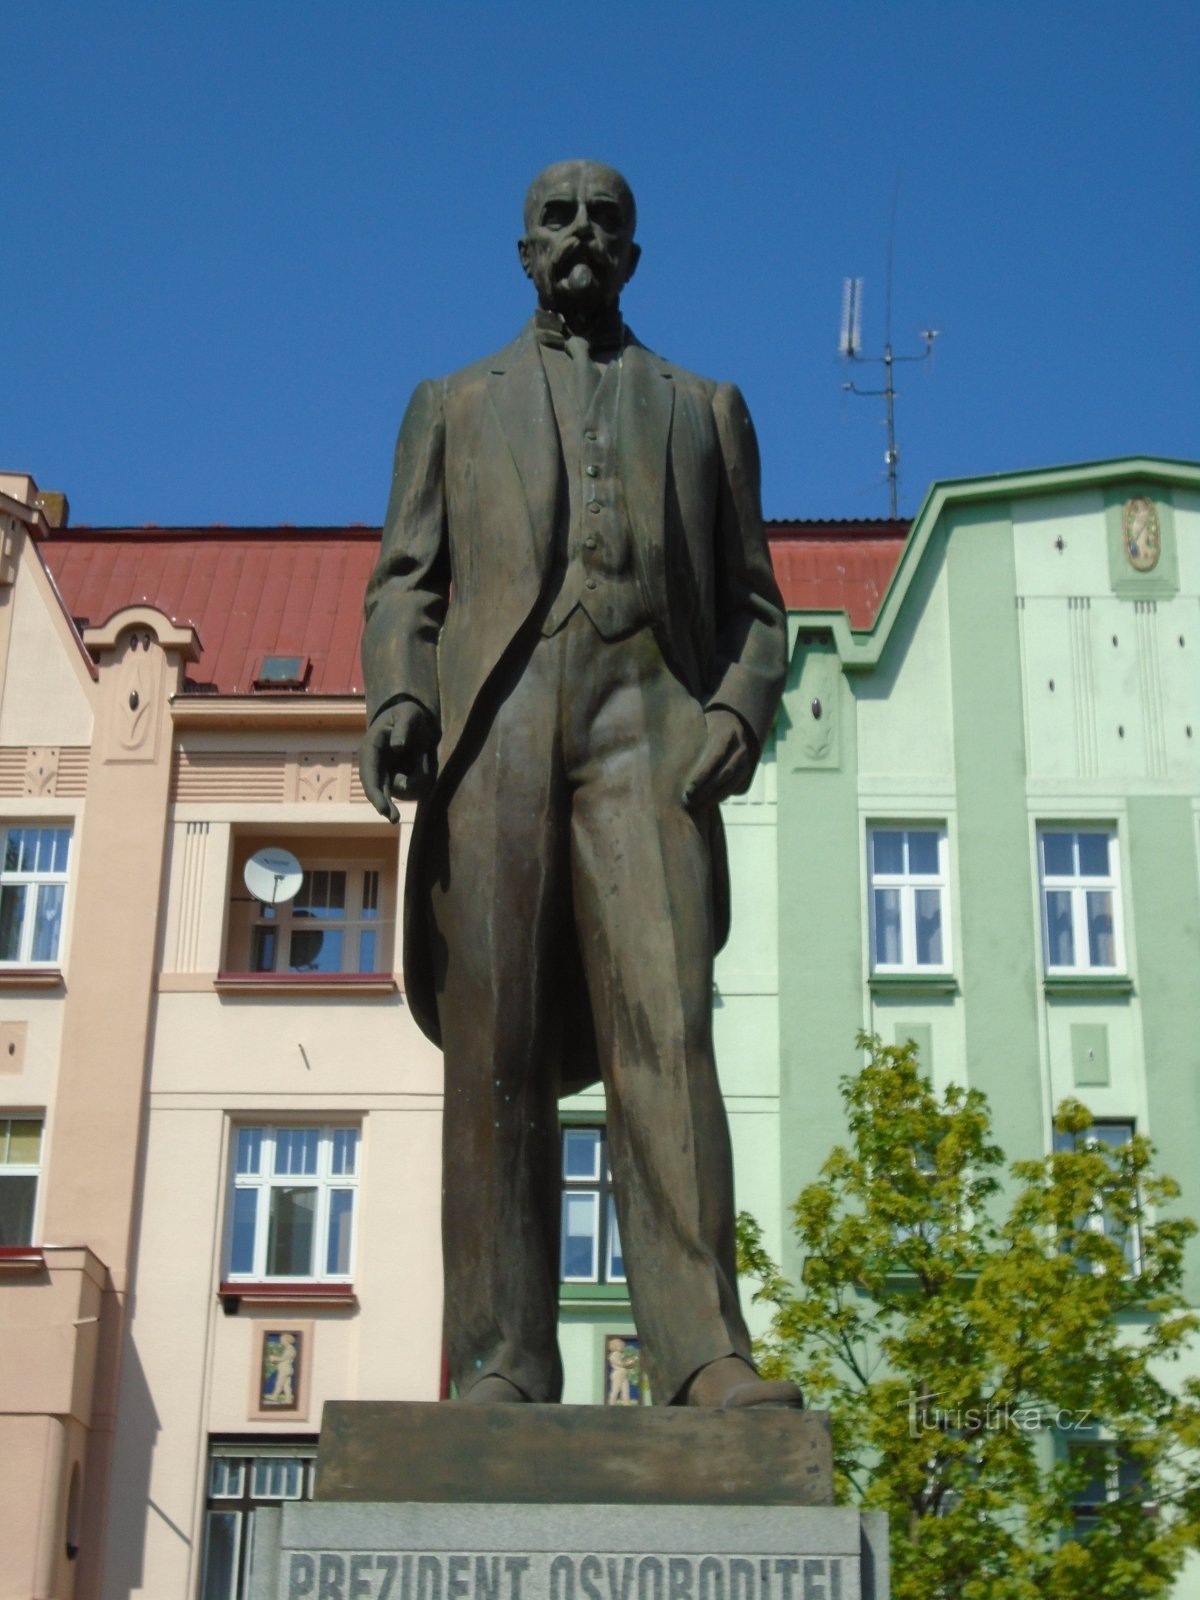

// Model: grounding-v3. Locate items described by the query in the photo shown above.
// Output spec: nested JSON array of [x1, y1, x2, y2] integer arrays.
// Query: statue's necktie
[[566, 333, 601, 415]]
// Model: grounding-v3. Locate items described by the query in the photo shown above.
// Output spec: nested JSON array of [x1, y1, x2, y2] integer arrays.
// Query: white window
[[1067, 1441, 1150, 1540], [1053, 1119, 1140, 1272], [201, 1444, 316, 1600], [868, 827, 950, 972], [0, 1116, 42, 1245], [1039, 828, 1123, 974], [225, 1126, 359, 1282], [560, 1126, 625, 1285], [0, 827, 70, 966], [249, 867, 384, 975]]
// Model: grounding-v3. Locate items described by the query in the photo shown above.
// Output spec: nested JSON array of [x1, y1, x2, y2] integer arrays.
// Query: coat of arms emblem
[[1124, 496, 1160, 572]]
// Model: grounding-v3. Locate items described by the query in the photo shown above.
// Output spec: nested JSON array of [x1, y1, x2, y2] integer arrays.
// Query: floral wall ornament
[[1124, 496, 1161, 572]]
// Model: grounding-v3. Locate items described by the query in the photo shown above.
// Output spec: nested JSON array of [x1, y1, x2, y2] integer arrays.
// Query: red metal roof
[[767, 519, 908, 627], [36, 519, 908, 696], [38, 527, 380, 697]]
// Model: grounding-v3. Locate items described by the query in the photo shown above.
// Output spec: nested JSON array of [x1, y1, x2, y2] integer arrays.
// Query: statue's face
[[518, 161, 640, 319]]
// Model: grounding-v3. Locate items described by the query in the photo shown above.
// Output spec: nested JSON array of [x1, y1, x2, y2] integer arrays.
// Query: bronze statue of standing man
[[360, 160, 800, 1409]]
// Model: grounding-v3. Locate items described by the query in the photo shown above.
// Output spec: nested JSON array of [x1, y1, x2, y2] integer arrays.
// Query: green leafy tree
[[737, 1034, 1200, 1600]]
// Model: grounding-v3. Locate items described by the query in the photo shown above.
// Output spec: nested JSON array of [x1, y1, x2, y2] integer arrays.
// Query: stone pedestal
[[248, 1405, 888, 1600]]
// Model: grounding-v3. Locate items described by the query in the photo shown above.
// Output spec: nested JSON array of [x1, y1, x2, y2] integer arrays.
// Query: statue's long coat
[[362, 322, 787, 1093]]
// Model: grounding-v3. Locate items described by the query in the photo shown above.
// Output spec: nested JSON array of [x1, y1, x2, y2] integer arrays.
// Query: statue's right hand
[[358, 701, 439, 823]]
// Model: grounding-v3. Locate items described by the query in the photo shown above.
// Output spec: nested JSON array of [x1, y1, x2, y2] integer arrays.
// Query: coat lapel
[[617, 340, 675, 606], [486, 327, 561, 575]]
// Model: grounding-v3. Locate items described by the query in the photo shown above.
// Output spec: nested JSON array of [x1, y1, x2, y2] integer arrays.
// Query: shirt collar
[[533, 307, 627, 356]]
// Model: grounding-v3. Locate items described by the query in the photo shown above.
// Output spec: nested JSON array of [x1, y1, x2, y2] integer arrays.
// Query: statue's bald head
[[523, 160, 637, 236], [518, 160, 640, 322]]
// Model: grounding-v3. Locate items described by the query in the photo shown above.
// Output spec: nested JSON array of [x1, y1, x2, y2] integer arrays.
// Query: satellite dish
[[244, 847, 304, 905]]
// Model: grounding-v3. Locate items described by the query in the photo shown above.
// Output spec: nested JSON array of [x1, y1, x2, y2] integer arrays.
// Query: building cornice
[[170, 695, 366, 730]]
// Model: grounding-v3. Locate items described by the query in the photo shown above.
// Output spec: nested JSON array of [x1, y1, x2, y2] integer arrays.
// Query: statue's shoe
[[458, 1374, 531, 1403], [685, 1356, 803, 1409], [718, 1376, 804, 1410]]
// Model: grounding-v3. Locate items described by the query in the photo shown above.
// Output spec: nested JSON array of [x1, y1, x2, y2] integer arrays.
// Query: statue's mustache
[[553, 241, 607, 277]]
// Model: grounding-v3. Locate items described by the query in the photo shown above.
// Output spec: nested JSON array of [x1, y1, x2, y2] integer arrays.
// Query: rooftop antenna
[[840, 178, 938, 517]]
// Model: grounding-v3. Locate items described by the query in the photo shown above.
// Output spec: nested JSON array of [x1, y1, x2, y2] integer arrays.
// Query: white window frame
[[560, 1125, 626, 1287], [1053, 1119, 1141, 1274], [0, 1115, 43, 1247], [246, 864, 385, 976], [0, 825, 71, 968], [1067, 1439, 1152, 1540], [201, 1443, 317, 1600], [1038, 827, 1124, 975], [867, 825, 952, 974], [224, 1124, 360, 1284]]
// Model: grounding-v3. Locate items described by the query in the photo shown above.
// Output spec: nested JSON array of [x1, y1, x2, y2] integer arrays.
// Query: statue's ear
[[517, 237, 534, 280], [624, 243, 642, 286]]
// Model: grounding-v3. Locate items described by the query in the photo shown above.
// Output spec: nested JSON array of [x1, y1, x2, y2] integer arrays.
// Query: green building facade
[[775, 456, 1200, 1588]]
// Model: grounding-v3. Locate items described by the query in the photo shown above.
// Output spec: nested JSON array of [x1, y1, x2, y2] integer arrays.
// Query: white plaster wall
[[1011, 489, 1110, 598], [856, 554, 954, 785]]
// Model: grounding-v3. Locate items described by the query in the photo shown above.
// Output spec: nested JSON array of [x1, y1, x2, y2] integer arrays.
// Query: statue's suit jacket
[[362, 320, 787, 1088]]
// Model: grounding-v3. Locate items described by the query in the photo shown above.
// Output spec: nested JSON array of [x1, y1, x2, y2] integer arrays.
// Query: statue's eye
[[540, 201, 575, 229], [590, 202, 622, 231]]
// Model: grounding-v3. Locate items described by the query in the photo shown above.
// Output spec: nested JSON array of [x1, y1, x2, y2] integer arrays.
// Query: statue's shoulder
[[624, 335, 724, 402], [436, 329, 530, 395]]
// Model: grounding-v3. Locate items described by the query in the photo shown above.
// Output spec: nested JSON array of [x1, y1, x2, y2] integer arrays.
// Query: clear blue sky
[[6, 1, 1198, 527]]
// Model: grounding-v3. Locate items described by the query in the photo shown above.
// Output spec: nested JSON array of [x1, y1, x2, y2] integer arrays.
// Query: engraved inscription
[[282, 1554, 849, 1600]]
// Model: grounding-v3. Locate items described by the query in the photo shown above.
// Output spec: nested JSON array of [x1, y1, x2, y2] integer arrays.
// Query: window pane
[[3, 832, 21, 872], [0, 885, 27, 959], [1042, 833, 1075, 876], [274, 1129, 318, 1176], [0, 1175, 37, 1245], [358, 929, 377, 972], [208, 1458, 245, 1498], [266, 1187, 316, 1276], [331, 1128, 358, 1176], [1045, 890, 1075, 967], [362, 871, 380, 917], [252, 1458, 304, 1499], [7, 1121, 42, 1164], [296, 871, 346, 916], [288, 927, 343, 973], [1077, 833, 1111, 877], [606, 1195, 625, 1282], [201, 1510, 241, 1600], [250, 925, 277, 973], [1090, 1122, 1134, 1150], [31, 883, 64, 962], [229, 1188, 259, 1275], [907, 831, 940, 875], [326, 1190, 355, 1275], [51, 830, 70, 872], [1086, 891, 1115, 967], [871, 831, 904, 876], [235, 1128, 263, 1176], [560, 1191, 599, 1279], [914, 889, 943, 966], [873, 888, 902, 965], [563, 1128, 601, 1181]]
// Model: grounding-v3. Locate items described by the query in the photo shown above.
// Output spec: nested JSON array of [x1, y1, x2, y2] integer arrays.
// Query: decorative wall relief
[[792, 641, 841, 769], [249, 1321, 313, 1422], [294, 753, 351, 804], [24, 747, 59, 797], [603, 1333, 648, 1405], [1124, 497, 1161, 572], [1105, 485, 1178, 599], [117, 632, 157, 754]]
